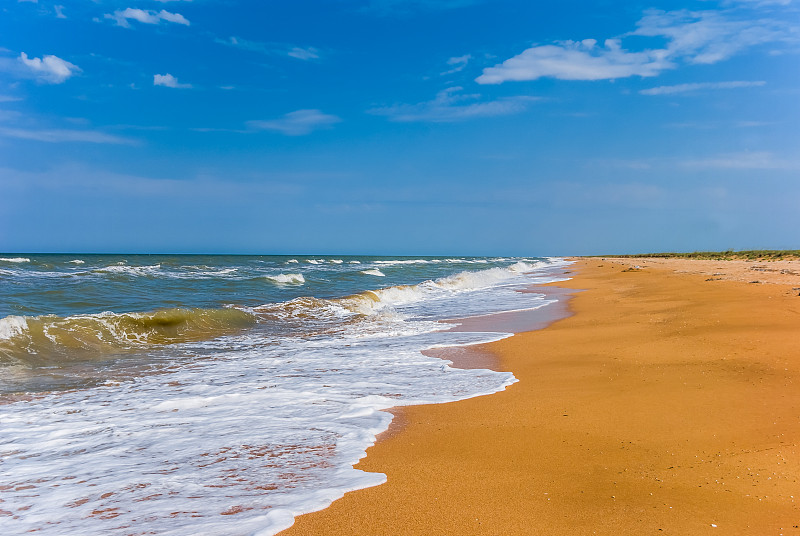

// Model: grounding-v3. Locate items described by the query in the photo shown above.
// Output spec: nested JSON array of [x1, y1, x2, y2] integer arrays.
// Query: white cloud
[[0, 127, 136, 144], [682, 151, 799, 170], [666, 119, 776, 128], [441, 54, 472, 75], [157, 10, 190, 25], [18, 52, 80, 84], [641, 80, 766, 95], [54, 5, 66, 18], [630, 9, 789, 65], [153, 73, 192, 88], [105, 8, 189, 28], [368, 86, 538, 122], [477, 39, 671, 83], [287, 47, 319, 60], [0, 95, 23, 102], [247, 110, 341, 136], [362, 0, 481, 15], [477, 9, 794, 84], [216, 37, 321, 61], [719, 0, 793, 6]]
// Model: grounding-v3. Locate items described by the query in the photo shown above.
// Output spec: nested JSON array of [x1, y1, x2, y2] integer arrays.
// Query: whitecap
[[265, 273, 306, 285], [0, 315, 28, 340]]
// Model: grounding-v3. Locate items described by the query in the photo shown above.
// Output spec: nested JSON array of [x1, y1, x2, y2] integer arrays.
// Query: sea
[[0, 254, 570, 535]]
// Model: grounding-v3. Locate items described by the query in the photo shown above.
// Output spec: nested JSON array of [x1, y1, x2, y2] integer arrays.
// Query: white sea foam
[[0, 315, 27, 340], [265, 273, 306, 285], [342, 260, 556, 319], [360, 268, 386, 277], [0, 257, 30, 263], [0, 258, 572, 536], [374, 259, 432, 265], [95, 264, 162, 276], [348, 260, 361, 264], [286, 259, 299, 264], [168, 266, 239, 279], [0, 314, 519, 536], [330, 259, 344, 264]]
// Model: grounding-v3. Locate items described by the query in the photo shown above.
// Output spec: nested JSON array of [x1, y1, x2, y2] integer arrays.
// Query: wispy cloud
[[368, 86, 538, 122], [0, 127, 136, 144], [54, 5, 65, 18], [153, 73, 192, 88], [441, 54, 472, 75], [666, 119, 777, 128], [362, 0, 481, 16], [288, 47, 320, 60], [682, 151, 800, 170], [477, 38, 669, 83], [640, 80, 766, 95], [105, 8, 189, 28], [18, 52, 80, 84], [477, 9, 793, 84], [215, 36, 321, 61], [630, 9, 790, 65], [247, 109, 341, 136], [719, 0, 793, 7]]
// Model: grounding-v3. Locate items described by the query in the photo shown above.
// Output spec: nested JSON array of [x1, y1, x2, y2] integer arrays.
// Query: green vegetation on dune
[[594, 250, 800, 261]]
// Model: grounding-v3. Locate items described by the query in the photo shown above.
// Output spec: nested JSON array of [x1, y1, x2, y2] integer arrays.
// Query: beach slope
[[283, 258, 800, 535]]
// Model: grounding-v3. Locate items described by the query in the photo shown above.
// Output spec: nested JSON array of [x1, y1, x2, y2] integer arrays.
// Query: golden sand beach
[[283, 257, 800, 535]]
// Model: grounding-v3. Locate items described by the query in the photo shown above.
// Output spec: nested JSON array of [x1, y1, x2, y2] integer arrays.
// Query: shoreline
[[282, 257, 800, 535], [379, 276, 578, 452]]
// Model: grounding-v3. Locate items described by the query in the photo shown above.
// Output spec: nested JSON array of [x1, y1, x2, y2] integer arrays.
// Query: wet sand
[[282, 258, 800, 535]]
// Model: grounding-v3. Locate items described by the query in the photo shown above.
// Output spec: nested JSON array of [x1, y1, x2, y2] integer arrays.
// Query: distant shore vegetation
[[596, 250, 800, 261]]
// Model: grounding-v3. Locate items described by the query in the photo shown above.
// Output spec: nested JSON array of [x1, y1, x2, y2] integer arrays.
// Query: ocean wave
[[68, 259, 85, 264], [360, 269, 386, 277], [253, 296, 350, 323], [0, 315, 27, 339], [0, 257, 30, 263], [0, 308, 257, 366], [170, 266, 239, 279], [264, 273, 306, 285], [374, 259, 432, 265], [94, 264, 162, 277], [341, 261, 544, 315], [286, 259, 299, 264]]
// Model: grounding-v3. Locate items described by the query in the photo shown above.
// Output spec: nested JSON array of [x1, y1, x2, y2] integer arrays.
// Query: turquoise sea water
[[0, 254, 569, 535]]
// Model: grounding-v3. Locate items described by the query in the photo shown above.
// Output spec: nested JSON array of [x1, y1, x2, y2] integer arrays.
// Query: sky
[[0, 0, 798, 255]]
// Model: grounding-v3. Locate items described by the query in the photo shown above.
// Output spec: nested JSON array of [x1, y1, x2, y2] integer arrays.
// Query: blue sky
[[0, 0, 798, 255]]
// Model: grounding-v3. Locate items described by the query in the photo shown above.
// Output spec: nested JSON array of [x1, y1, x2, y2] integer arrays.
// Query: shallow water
[[0, 255, 570, 535]]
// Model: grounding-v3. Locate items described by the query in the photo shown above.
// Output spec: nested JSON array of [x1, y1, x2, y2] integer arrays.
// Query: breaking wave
[[342, 261, 543, 315], [0, 308, 257, 367], [264, 273, 306, 285]]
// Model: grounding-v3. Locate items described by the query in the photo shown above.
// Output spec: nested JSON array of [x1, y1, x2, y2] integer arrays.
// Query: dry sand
[[282, 258, 800, 535]]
